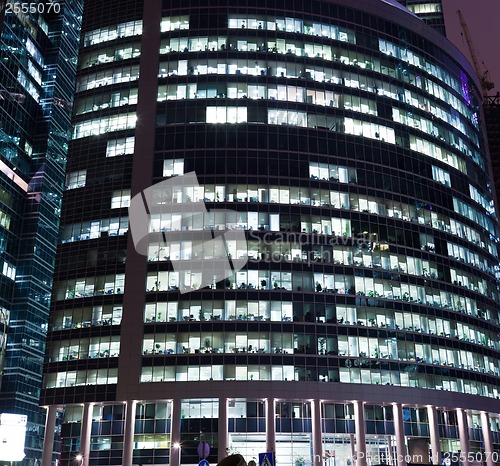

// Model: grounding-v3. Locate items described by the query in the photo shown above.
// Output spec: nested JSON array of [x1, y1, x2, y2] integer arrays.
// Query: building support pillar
[[387, 435, 393, 465], [457, 408, 470, 466], [311, 399, 323, 465], [122, 400, 137, 466], [354, 401, 367, 466], [481, 412, 494, 466], [393, 403, 407, 466], [266, 398, 276, 454], [170, 398, 182, 466], [350, 434, 356, 464], [427, 406, 441, 465], [218, 398, 228, 463], [80, 403, 93, 465], [41, 405, 59, 466]]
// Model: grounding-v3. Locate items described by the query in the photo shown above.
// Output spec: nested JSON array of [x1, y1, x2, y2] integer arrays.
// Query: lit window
[[309, 163, 356, 183], [17, 69, 39, 101], [61, 217, 129, 243], [79, 43, 141, 70], [76, 64, 140, 92], [432, 166, 451, 187], [206, 106, 247, 123], [27, 59, 42, 85], [111, 190, 131, 209], [2, 261, 15, 280], [163, 159, 184, 177], [38, 16, 48, 35], [453, 197, 496, 236], [0, 209, 11, 230], [83, 20, 143, 47], [408, 3, 442, 14], [75, 88, 138, 115], [26, 38, 43, 66], [55, 274, 125, 301], [268, 109, 307, 127], [160, 15, 189, 32], [65, 170, 87, 190], [24, 141, 32, 157], [73, 113, 137, 139], [344, 118, 395, 143], [45, 368, 118, 389], [469, 185, 492, 213], [106, 136, 135, 157]]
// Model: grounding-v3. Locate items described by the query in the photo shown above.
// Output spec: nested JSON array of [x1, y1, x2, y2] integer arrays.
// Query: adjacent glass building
[[0, 1, 82, 463], [484, 94, 500, 211], [41, 0, 500, 465], [396, 1, 446, 36]]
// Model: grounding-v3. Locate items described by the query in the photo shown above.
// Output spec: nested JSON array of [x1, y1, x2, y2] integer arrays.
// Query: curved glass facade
[[41, 0, 500, 465]]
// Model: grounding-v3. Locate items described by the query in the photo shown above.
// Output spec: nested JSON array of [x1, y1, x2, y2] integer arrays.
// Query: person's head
[[218, 454, 247, 466]]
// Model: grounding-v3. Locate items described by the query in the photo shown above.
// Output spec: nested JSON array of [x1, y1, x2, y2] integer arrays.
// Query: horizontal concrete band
[[114, 380, 500, 413]]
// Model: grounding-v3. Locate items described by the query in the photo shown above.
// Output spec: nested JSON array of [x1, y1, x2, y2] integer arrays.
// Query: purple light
[[461, 71, 471, 105]]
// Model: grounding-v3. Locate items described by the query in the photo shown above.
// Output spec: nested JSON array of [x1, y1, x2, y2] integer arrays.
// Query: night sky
[[442, 0, 500, 94]]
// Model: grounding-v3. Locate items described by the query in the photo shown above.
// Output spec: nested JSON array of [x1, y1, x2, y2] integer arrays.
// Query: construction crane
[[457, 9, 495, 97]]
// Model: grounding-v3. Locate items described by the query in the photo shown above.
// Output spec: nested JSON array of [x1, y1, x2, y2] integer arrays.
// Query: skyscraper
[[41, 0, 500, 465], [484, 94, 500, 210], [396, 1, 446, 35], [0, 1, 82, 463]]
